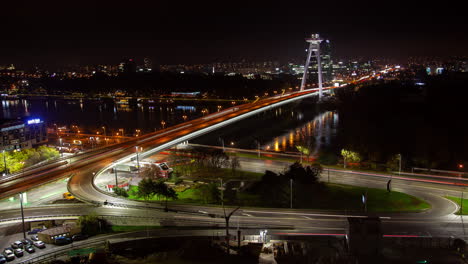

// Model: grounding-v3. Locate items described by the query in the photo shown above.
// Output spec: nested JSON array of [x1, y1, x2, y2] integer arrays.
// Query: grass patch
[[127, 180, 430, 213], [228, 152, 300, 163], [445, 196, 468, 215], [320, 183, 431, 212], [172, 166, 264, 181], [233, 183, 430, 212]]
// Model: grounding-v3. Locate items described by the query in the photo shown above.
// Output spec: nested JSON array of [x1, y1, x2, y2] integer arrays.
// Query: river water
[[0, 98, 338, 153]]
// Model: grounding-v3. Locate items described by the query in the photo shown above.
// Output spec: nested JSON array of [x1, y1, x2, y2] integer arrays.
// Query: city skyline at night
[[1, 1, 466, 67]]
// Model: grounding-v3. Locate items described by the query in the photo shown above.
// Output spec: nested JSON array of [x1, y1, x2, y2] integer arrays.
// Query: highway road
[[6, 67, 464, 239], [2, 155, 468, 239], [0, 86, 333, 200]]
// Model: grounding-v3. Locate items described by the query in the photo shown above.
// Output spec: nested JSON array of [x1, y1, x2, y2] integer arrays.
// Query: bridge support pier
[[300, 34, 324, 100]]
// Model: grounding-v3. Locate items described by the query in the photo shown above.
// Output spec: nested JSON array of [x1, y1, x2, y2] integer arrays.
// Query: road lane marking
[[242, 210, 391, 220]]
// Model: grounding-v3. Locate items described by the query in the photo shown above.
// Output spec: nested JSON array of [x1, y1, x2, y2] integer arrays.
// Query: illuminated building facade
[[0, 118, 48, 151]]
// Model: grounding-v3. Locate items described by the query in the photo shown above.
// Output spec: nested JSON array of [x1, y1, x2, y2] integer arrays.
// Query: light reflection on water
[[0, 98, 228, 135], [263, 111, 338, 153]]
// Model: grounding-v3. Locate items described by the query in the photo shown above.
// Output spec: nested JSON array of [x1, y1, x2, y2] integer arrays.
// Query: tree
[[137, 178, 156, 200], [229, 156, 241, 175], [77, 213, 102, 236], [195, 183, 221, 204], [318, 151, 339, 165], [113, 186, 129, 198], [248, 162, 324, 208], [37, 146, 60, 160], [141, 164, 163, 180], [206, 149, 230, 169], [296, 130, 316, 162], [341, 149, 361, 167], [159, 184, 178, 211]]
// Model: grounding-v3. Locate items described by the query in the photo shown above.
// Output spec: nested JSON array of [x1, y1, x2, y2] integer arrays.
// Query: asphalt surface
[[2, 156, 467, 238], [1, 82, 467, 240]]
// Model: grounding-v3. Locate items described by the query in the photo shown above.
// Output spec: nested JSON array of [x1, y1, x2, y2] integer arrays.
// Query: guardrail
[[17, 237, 106, 264], [0, 214, 81, 224]]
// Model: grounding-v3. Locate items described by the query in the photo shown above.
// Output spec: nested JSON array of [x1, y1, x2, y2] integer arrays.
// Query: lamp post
[[59, 138, 63, 157], [161, 121, 166, 129], [19, 192, 27, 240], [398, 153, 402, 177], [135, 146, 141, 173], [182, 115, 187, 122], [290, 178, 293, 209], [114, 163, 118, 187], [219, 137, 225, 152], [255, 140, 261, 158], [2, 150, 8, 176], [102, 126, 106, 143]]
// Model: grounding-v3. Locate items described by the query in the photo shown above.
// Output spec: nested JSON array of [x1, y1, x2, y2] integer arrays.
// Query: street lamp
[[290, 178, 293, 209], [219, 137, 225, 152], [182, 115, 187, 122], [59, 138, 63, 157], [113, 163, 118, 187], [2, 150, 8, 176], [135, 146, 141, 173], [102, 126, 106, 141], [19, 192, 27, 240], [161, 121, 166, 129], [254, 140, 261, 158], [398, 154, 402, 177]]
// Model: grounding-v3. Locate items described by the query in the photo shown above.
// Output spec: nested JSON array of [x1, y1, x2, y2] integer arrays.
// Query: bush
[[318, 151, 338, 165], [113, 187, 129, 197]]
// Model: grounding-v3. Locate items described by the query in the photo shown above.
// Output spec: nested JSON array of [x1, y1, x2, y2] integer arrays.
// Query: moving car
[[33, 241, 46, 249], [62, 192, 75, 200]]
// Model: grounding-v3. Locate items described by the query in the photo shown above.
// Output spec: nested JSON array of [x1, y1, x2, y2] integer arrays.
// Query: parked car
[[13, 248, 23, 257], [54, 237, 72, 246], [24, 245, 35, 254], [72, 234, 88, 241], [11, 241, 23, 249], [2, 249, 15, 261], [33, 241, 46, 249], [30, 235, 39, 241], [21, 239, 32, 246], [27, 228, 43, 235], [0, 254, 7, 264]]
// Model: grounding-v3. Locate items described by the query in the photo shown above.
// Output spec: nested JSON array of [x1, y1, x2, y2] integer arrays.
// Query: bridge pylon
[[300, 33, 324, 99]]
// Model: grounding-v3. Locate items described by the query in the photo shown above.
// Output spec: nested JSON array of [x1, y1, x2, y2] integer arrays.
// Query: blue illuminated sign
[[27, 119, 42, 125]]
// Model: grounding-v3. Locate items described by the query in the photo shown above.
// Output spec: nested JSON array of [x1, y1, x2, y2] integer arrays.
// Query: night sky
[[1, 1, 467, 67]]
